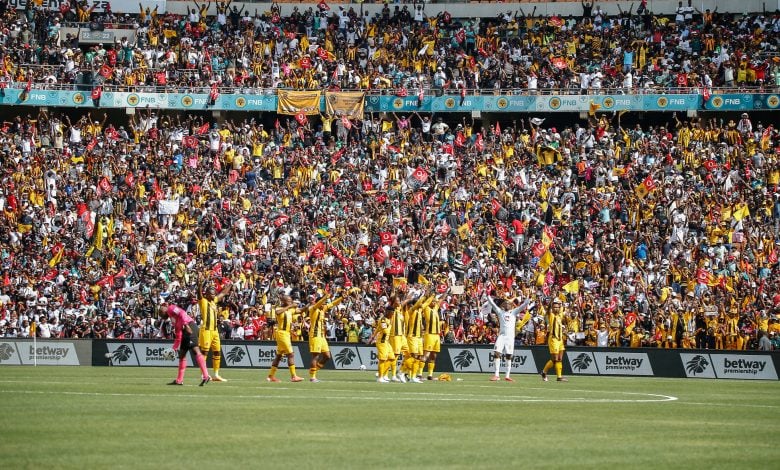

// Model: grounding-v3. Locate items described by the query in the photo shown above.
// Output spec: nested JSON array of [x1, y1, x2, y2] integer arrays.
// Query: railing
[[9, 80, 780, 97]]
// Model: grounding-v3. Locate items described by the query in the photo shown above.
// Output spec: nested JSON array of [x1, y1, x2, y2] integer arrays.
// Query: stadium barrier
[[2, 338, 777, 380], [3, 88, 779, 113]]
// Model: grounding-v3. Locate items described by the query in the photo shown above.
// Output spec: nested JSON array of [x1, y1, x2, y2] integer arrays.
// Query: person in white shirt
[[485, 295, 531, 382]]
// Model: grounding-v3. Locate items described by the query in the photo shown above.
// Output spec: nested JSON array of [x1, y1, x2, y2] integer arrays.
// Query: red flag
[[341, 116, 352, 130], [197, 123, 210, 135], [625, 312, 638, 327], [98, 176, 112, 193], [343, 273, 353, 288], [696, 268, 712, 285], [183, 135, 198, 149], [309, 241, 325, 259], [551, 57, 568, 69], [86, 138, 98, 151], [490, 198, 501, 216], [317, 47, 328, 61], [702, 87, 711, 101], [437, 284, 448, 294], [318, 0, 330, 10], [769, 250, 778, 264], [475, 134, 484, 152], [212, 263, 222, 278], [532, 242, 546, 258], [385, 259, 406, 275], [373, 246, 387, 263], [702, 159, 717, 171], [91, 86, 102, 100], [412, 167, 428, 183], [295, 111, 308, 126], [273, 214, 290, 227], [454, 131, 466, 147], [496, 224, 510, 244], [461, 252, 471, 265], [455, 29, 465, 43], [330, 147, 345, 164], [300, 57, 312, 69], [379, 232, 394, 246], [99, 64, 113, 79], [494, 121, 501, 136]]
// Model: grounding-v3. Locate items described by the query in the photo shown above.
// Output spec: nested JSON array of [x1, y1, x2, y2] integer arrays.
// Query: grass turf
[[0, 367, 778, 469]]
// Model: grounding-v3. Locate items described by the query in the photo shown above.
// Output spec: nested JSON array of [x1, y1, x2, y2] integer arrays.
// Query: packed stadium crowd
[[0, 1, 778, 353], [4, 0, 780, 94]]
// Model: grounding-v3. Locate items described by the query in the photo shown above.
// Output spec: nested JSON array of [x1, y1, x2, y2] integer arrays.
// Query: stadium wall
[[2, 339, 777, 380], [10, 1, 773, 17]]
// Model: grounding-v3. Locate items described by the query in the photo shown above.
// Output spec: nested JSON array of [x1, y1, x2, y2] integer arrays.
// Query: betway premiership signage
[[567, 351, 654, 376], [681, 353, 777, 380], [0, 341, 79, 365]]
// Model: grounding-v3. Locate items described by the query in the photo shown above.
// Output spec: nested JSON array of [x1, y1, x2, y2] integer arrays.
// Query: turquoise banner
[[2, 88, 778, 114]]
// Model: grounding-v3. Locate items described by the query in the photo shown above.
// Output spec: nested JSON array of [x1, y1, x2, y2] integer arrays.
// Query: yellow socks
[[555, 361, 563, 378], [543, 360, 554, 374], [427, 361, 435, 378], [269, 366, 278, 378], [289, 365, 297, 377]]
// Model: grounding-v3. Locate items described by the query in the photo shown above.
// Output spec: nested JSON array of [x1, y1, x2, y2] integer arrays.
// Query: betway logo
[[145, 347, 171, 361], [29, 346, 69, 359], [724, 358, 766, 373], [605, 356, 643, 370]]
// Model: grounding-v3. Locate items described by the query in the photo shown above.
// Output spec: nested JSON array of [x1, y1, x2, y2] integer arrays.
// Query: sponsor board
[[593, 352, 653, 375], [0, 342, 21, 365], [16, 342, 79, 366], [566, 352, 599, 375], [134, 343, 188, 367], [447, 347, 483, 372], [710, 354, 777, 380], [106, 343, 139, 366], [245, 344, 303, 368], [679, 353, 717, 379], [222, 345, 252, 367], [330, 345, 364, 370], [474, 349, 537, 374]]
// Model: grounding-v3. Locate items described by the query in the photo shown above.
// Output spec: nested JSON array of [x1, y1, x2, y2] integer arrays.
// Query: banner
[[12, 0, 166, 13], [245, 344, 303, 368], [681, 353, 778, 380], [277, 90, 321, 115], [157, 199, 180, 215], [567, 351, 654, 376], [324, 92, 365, 119], [13, 341, 79, 366]]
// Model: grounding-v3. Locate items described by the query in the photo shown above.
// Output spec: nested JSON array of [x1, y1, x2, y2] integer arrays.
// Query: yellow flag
[[542, 230, 553, 249], [721, 206, 732, 220], [733, 205, 750, 222], [457, 223, 471, 239], [588, 101, 601, 116], [539, 182, 549, 201], [393, 277, 407, 289], [563, 280, 579, 294], [538, 250, 554, 270], [535, 271, 546, 287], [417, 275, 430, 286], [382, 120, 393, 132]]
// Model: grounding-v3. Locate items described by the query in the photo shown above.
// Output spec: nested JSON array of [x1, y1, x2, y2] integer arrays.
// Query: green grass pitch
[[1, 367, 778, 469]]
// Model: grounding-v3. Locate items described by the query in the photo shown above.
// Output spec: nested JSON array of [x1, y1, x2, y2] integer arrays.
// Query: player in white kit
[[485, 295, 531, 382]]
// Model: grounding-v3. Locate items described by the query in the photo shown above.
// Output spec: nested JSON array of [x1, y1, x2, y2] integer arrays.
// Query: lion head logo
[[235, 97, 246, 108], [656, 97, 668, 108], [111, 345, 133, 363], [685, 355, 710, 375], [335, 348, 356, 367], [453, 350, 475, 369], [226, 346, 246, 364], [497, 97, 508, 109], [181, 95, 193, 107], [445, 97, 456, 108], [72, 93, 85, 105], [127, 94, 140, 106], [0, 343, 14, 361], [572, 353, 593, 371]]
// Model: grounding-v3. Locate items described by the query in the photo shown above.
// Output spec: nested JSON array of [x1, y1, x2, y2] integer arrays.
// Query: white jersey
[[487, 296, 528, 337]]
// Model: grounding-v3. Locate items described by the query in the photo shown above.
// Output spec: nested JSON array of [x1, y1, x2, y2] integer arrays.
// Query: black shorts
[[179, 321, 199, 355]]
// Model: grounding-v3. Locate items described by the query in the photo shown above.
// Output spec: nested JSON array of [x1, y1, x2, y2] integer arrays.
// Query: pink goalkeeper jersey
[[168, 304, 193, 351]]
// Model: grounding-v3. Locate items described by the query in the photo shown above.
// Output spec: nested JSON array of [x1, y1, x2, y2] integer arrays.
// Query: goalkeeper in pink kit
[[159, 301, 212, 386]]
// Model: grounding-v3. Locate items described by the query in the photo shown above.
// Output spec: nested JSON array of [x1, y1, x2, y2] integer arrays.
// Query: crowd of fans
[[0, 1, 778, 352], [3, 0, 780, 94]]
